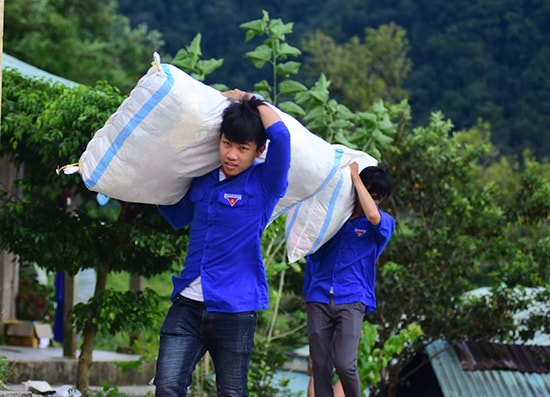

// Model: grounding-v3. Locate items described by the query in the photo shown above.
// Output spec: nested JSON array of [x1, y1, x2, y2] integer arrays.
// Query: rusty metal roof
[[426, 340, 550, 397], [455, 340, 550, 373]]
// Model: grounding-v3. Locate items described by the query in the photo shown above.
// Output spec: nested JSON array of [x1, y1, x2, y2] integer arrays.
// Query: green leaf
[[278, 101, 304, 117], [268, 20, 294, 40], [245, 44, 272, 65], [275, 61, 301, 77], [278, 43, 302, 58], [199, 59, 224, 76], [187, 33, 203, 57], [335, 131, 357, 149], [278, 79, 307, 95], [240, 20, 265, 37]]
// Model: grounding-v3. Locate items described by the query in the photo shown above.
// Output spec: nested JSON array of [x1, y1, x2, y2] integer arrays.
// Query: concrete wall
[[6, 359, 157, 386]]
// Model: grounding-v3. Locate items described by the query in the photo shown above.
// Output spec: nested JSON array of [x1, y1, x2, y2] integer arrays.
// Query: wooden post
[[0, 251, 17, 321], [1, 0, 4, 122]]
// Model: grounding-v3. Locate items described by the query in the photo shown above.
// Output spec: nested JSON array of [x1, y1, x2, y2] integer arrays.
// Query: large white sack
[[267, 111, 378, 262], [79, 53, 377, 262], [79, 53, 227, 205], [279, 143, 377, 263]]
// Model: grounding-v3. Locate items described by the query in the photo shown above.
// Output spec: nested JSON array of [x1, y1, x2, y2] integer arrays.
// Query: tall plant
[[237, 10, 403, 396]]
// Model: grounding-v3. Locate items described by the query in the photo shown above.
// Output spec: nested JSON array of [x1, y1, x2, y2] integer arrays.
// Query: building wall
[[0, 157, 23, 320]]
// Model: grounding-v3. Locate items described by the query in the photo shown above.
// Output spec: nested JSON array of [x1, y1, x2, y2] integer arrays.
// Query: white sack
[[279, 143, 377, 262], [268, 111, 378, 262], [79, 53, 377, 262], [79, 53, 228, 205]]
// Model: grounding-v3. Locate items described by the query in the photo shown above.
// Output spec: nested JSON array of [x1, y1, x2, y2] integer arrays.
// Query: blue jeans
[[154, 295, 257, 397]]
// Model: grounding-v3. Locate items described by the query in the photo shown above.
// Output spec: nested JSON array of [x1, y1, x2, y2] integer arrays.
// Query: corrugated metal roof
[[455, 341, 550, 373], [2, 53, 79, 87], [426, 340, 550, 397]]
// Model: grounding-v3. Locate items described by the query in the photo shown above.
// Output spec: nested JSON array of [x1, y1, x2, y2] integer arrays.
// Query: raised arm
[[350, 161, 381, 225], [222, 89, 282, 128], [223, 89, 290, 197]]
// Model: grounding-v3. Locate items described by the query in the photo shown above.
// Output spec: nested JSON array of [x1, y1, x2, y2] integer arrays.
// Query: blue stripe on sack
[[309, 173, 344, 253], [284, 201, 302, 242], [272, 147, 345, 221], [84, 64, 175, 189]]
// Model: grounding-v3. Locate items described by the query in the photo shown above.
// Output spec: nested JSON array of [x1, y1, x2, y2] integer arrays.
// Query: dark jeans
[[154, 295, 257, 397], [307, 299, 365, 397]]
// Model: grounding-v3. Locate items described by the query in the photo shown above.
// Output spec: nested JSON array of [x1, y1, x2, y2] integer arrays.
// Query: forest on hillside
[[116, 0, 550, 160], [4, 0, 549, 159]]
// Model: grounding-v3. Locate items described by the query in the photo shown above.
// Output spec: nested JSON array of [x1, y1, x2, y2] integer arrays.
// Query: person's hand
[[350, 161, 360, 179], [222, 89, 251, 101]]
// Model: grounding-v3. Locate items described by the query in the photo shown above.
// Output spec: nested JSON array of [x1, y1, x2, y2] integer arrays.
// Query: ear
[[255, 144, 266, 157]]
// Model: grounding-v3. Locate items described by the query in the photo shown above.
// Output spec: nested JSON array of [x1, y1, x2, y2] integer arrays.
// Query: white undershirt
[[180, 276, 204, 301]]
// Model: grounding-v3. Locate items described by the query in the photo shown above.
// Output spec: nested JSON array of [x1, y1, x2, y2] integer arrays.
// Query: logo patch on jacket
[[354, 228, 367, 237], [224, 193, 242, 206]]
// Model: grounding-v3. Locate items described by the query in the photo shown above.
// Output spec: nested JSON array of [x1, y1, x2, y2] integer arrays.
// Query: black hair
[[359, 164, 393, 200], [220, 97, 267, 148]]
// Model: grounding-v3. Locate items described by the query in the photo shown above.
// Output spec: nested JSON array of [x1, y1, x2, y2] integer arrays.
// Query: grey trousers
[[307, 299, 365, 397]]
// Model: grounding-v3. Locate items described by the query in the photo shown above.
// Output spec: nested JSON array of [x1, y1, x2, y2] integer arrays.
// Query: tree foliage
[[372, 111, 550, 395], [4, 0, 164, 92], [7, 0, 550, 158], [0, 69, 185, 394], [115, 0, 550, 159], [301, 23, 412, 110]]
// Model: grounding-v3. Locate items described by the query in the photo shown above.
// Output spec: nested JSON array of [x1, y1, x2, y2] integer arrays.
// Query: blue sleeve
[[158, 195, 194, 229], [372, 210, 395, 257], [302, 255, 318, 296], [262, 120, 291, 197], [376, 211, 395, 241]]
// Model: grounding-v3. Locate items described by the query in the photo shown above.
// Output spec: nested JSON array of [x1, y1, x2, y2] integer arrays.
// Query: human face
[[370, 193, 382, 205], [219, 133, 264, 177]]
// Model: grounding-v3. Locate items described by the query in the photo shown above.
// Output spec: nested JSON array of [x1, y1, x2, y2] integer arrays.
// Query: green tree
[[116, 0, 550, 159], [237, 12, 420, 397], [301, 23, 412, 111], [370, 112, 550, 396], [0, 71, 185, 394], [4, 0, 164, 92], [393, 0, 550, 159]]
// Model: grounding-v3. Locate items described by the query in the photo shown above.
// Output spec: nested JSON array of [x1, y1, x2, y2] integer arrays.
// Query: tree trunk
[[75, 268, 108, 395], [75, 203, 137, 394], [385, 365, 400, 397], [387, 382, 397, 397], [128, 275, 144, 350], [62, 273, 77, 358]]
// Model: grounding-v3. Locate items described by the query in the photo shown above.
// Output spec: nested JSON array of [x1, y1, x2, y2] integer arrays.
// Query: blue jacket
[[303, 210, 395, 313], [158, 121, 291, 312]]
